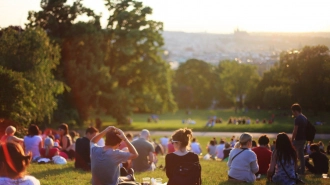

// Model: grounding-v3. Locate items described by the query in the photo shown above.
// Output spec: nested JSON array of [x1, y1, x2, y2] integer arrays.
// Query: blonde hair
[[5, 126, 16, 135], [234, 133, 253, 148]]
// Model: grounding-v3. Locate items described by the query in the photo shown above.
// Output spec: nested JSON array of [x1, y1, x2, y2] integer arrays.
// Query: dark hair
[[209, 140, 215, 146], [58, 123, 69, 135], [27, 124, 39, 137], [69, 131, 77, 140], [192, 138, 197, 142], [85, 127, 98, 135], [220, 140, 225, 144], [105, 130, 122, 146], [275, 132, 297, 165], [126, 133, 132, 139], [291, 103, 302, 113], [48, 134, 55, 141], [0, 142, 31, 178], [310, 143, 320, 152], [171, 128, 192, 148], [252, 140, 257, 147], [258, 135, 270, 145]]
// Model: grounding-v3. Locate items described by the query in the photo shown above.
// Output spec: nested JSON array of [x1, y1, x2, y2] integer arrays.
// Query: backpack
[[305, 120, 316, 142], [170, 161, 201, 185]]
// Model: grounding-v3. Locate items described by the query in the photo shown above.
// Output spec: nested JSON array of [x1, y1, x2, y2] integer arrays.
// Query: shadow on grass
[[31, 164, 89, 179]]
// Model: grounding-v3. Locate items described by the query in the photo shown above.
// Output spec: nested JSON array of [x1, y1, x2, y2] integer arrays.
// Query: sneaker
[[127, 168, 135, 181]]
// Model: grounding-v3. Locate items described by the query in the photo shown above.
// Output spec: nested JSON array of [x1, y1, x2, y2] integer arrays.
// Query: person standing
[[291, 103, 307, 174]]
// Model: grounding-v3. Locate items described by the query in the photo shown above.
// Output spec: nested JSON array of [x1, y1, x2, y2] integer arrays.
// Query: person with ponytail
[[0, 142, 40, 184], [165, 128, 201, 185], [40, 137, 59, 159], [267, 133, 297, 185], [227, 133, 259, 183]]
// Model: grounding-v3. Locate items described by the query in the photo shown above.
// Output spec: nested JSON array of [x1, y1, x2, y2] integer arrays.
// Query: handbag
[[279, 161, 305, 184]]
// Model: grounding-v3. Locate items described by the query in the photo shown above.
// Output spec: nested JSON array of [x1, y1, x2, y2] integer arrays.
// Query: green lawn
[[28, 157, 330, 185], [94, 109, 330, 134]]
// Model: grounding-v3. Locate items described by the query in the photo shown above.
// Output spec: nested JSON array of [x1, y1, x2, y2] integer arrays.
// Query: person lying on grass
[[90, 126, 138, 185]]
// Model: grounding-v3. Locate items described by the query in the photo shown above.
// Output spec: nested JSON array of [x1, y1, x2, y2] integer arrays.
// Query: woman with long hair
[[165, 128, 201, 185], [0, 142, 40, 184], [227, 133, 259, 183], [58, 123, 73, 158], [267, 132, 297, 185], [23, 124, 42, 161]]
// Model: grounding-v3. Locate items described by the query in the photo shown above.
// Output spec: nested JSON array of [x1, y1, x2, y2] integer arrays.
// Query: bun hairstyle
[[235, 133, 252, 148], [171, 128, 193, 148], [0, 142, 31, 179]]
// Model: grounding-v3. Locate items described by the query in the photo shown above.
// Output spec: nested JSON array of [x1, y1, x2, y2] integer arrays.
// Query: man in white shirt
[[216, 140, 226, 159]]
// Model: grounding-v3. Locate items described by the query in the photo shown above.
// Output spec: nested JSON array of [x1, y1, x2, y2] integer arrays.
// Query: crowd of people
[[0, 103, 329, 185]]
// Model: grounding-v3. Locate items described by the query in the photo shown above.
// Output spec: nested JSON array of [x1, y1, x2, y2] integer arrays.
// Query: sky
[[1, 0, 330, 33]]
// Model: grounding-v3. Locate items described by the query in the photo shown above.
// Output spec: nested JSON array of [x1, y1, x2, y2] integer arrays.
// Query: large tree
[[218, 60, 260, 109], [0, 27, 64, 124], [174, 59, 218, 109]]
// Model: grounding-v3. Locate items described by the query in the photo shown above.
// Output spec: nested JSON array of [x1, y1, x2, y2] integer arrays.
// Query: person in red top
[[167, 139, 175, 153], [40, 137, 59, 159], [252, 135, 272, 175]]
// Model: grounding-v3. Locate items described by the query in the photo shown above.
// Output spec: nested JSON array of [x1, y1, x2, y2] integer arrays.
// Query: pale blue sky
[[1, 0, 330, 33]]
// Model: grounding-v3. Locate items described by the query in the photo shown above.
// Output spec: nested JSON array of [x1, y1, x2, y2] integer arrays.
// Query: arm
[[267, 151, 277, 181], [116, 129, 138, 160], [250, 160, 259, 174], [149, 151, 154, 164], [11, 136, 24, 143], [62, 136, 68, 150], [292, 126, 298, 142], [91, 126, 115, 144]]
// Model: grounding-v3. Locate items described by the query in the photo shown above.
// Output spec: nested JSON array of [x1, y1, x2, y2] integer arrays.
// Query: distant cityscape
[[163, 29, 330, 73]]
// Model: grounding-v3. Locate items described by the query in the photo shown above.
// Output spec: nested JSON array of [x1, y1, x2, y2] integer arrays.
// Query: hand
[[115, 128, 127, 141], [106, 126, 115, 132]]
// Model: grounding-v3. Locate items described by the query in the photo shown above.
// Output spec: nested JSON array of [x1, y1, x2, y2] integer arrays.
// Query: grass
[[28, 157, 330, 185], [94, 109, 330, 134]]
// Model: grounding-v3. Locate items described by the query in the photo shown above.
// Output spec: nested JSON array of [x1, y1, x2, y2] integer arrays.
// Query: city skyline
[[1, 0, 330, 33]]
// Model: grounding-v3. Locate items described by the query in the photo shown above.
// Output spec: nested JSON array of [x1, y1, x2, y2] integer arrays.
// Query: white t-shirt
[[160, 137, 169, 146], [190, 142, 201, 154], [216, 144, 225, 159], [0, 175, 40, 185], [24, 135, 42, 159], [97, 138, 105, 147], [227, 148, 259, 183]]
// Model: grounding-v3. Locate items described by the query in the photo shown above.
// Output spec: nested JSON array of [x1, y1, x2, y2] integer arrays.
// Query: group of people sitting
[[0, 122, 329, 185]]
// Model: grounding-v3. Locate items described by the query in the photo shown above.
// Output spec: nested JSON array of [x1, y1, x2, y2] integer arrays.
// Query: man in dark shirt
[[304, 144, 329, 174], [291, 103, 307, 174], [75, 127, 98, 171]]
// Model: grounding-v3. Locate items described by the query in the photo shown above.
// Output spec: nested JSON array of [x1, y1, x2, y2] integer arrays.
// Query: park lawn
[[96, 109, 330, 134], [28, 158, 330, 185]]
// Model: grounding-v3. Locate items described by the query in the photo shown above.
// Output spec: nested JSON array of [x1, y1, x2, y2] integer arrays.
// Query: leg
[[294, 140, 306, 174], [305, 158, 317, 173]]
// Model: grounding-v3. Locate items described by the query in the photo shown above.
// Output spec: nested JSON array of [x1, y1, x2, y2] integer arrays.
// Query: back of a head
[[27, 124, 39, 137], [258, 135, 270, 146], [172, 128, 192, 148], [85, 127, 98, 135], [275, 133, 297, 163], [210, 140, 215, 146], [5, 126, 16, 135], [0, 142, 31, 178], [310, 143, 320, 152], [239, 133, 252, 147], [140, 129, 150, 139], [291, 103, 302, 113], [225, 143, 230, 149], [220, 140, 225, 144], [105, 130, 122, 146], [192, 138, 196, 142], [44, 137, 54, 148]]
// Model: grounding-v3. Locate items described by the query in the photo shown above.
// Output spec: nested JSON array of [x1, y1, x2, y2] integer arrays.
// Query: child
[[304, 143, 329, 174], [222, 143, 232, 161], [0, 126, 23, 144]]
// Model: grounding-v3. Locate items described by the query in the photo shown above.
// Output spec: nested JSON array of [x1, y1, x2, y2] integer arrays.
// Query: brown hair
[[58, 123, 69, 135], [171, 128, 192, 148], [105, 130, 122, 146], [0, 142, 31, 179]]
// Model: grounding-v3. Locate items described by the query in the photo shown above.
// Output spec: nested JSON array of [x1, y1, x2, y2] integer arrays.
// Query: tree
[[0, 27, 64, 124], [174, 59, 217, 109], [102, 0, 177, 124], [218, 60, 260, 109]]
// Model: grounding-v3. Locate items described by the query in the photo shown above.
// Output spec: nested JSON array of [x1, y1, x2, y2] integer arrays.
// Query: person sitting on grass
[[90, 126, 138, 185], [252, 135, 272, 176], [0, 142, 40, 185], [227, 133, 259, 183], [0, 126, 23, 144], [23, 124, 43, 162], [190, 138, 202, 155], [222, 143, 232, 161], [267, 132, 297, 185], [207, 140, 217, 160], [132, 129, 155, 172], [165, 128, 201, 185], [304, 143, 329, 174], [216, 139, 225, 159], [327, 141, 330, 155], [40, 137, 59, 160]]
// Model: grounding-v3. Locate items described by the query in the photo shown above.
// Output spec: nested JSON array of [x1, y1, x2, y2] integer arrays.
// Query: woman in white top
[[227, 133, 259, 183], [0, 142, 40, 185], [190, 138, 202, 155], [23, 125, 42, 161]]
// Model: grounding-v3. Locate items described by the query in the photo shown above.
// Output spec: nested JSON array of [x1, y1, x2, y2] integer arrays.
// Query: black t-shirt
[[75, 137, 91, 170], [165, 152, 200, 185], [309, 151, 329, 174], [294, 114, 307, 140]]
